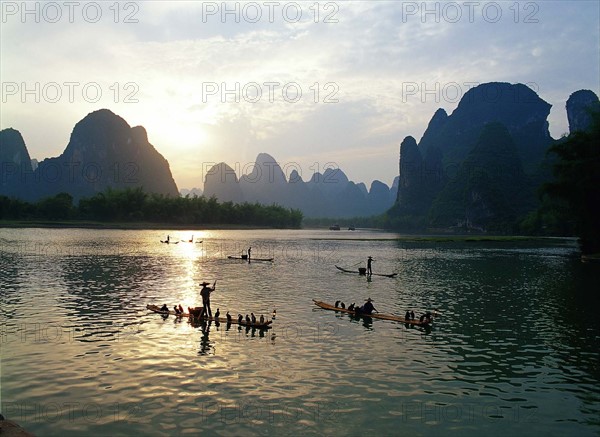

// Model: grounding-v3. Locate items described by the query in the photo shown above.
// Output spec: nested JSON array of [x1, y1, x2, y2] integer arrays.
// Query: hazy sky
[[2, 1, 599, 190]]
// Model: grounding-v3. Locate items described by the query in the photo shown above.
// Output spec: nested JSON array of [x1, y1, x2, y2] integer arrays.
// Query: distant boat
[[348, 225, 356, 231], [329, 224, 340, 231], [227, 256, 274, 262]]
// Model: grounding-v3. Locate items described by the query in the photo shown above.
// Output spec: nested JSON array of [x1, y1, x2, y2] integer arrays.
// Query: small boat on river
[[227, 256, 274, 262], [335, 265, 397, 278], [312, 300, 432, 326], [146, 304, 273, 329]]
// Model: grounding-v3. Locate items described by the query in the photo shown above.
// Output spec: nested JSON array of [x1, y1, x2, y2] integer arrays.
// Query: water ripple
[[1, 229, 598, 435]]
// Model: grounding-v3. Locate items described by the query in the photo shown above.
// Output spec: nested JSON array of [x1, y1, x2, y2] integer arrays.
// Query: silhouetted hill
[[1, 109, 179, 201], [419, 82, 552, 174], [429, 123, 533, 231], [566, 90, 600, 134], [0, 128, 33, 199], [203, 162, 243, 203], [390, 83, 600, 232], [202, 153, 396, 218], [239, 153, 288, 206]]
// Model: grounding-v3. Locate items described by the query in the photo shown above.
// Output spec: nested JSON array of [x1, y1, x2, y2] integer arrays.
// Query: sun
[[148, 116, 210, 153]]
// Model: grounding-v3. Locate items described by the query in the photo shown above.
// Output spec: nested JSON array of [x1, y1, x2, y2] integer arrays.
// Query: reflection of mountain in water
[[396, 241, 598, 420]]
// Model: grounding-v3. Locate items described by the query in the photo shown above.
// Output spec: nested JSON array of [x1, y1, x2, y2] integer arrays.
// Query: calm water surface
[[1, 228, 599, 436]]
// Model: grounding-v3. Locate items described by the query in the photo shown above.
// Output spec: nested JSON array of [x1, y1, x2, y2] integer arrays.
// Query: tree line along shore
[[0, 187, 303, 229]]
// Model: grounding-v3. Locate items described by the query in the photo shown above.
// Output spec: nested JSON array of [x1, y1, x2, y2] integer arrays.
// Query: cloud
[[1, 1, 598, 190]]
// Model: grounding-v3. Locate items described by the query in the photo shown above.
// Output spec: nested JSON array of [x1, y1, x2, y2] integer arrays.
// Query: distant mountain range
[[0, 109, 397, 218], [2, 83, 598, 226], [202, 153, 399, 218], [180, 188, 203, 197]]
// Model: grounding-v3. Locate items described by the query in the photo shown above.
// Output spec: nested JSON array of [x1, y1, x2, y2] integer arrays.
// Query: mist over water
[[1, 228, 599, 436]]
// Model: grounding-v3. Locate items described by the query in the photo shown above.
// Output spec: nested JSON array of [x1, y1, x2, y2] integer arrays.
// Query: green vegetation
[[0, 187, 303, 229], [427, 123, 535, 233], [381, 204, 428, 232], [537, 112, 600, 254]]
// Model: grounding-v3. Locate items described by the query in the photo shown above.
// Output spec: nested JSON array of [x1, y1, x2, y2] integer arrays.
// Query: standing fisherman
[[367, 256, 374, 276], [199, 280, 216, 318]]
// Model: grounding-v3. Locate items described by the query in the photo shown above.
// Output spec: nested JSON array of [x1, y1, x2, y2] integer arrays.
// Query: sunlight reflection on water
[[1, 228, 599, 436]]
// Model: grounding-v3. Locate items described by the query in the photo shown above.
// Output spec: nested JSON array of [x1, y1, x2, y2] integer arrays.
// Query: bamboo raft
[[146, 304, 273, 329], [335, 265, 397, 278], [312, 300, 432, 326]]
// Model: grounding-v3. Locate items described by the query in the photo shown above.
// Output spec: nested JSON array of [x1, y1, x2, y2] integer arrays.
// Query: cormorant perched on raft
[[245, 314, 251, 325], [238, 314, 243, 324], [340, 302, 345, 309], [178, 304, 184, 314], [215, 308, 220, 319], [226, 312, 232, 323], [173, 306, 181, 314], [259, 315, 265, 324], [251, 313, 256, 324], [348, 303, 355, 311], [335, 301, 340, 308]]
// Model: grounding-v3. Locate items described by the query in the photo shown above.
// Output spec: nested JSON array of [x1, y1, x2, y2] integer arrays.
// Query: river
[[1, 228, 599, 436]]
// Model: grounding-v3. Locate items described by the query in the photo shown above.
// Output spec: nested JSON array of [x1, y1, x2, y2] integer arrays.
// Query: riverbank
[[0, 220, 289, 230], [581, 253, 600, 263], [311, 234, 579, 244]]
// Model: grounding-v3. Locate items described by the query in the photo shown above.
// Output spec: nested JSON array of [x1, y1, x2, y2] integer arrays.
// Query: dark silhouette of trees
[[541, 112, 600, 254], [0, 187, 303, 228]]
